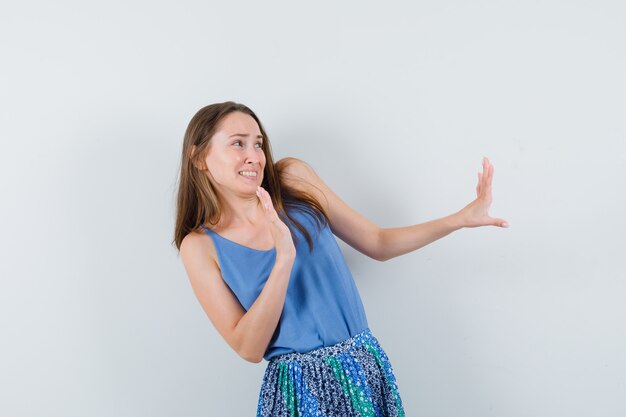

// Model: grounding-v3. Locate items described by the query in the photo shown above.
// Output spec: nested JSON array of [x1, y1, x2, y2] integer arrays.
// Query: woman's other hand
[[457, 157, 509, 228]]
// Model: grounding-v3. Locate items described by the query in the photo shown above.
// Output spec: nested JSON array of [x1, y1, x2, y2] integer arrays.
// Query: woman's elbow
[[237, 346, 264, 363], [372, 252, 391, 262], [240, 352, 263, 363], [370, 246, 391, 262]]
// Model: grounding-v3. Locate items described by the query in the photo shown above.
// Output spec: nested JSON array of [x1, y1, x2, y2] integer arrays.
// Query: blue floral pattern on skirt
[[257, 328, 405, 416]]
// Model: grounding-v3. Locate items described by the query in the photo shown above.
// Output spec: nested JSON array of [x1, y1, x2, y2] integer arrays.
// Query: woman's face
[[203, 111, 266, 196]]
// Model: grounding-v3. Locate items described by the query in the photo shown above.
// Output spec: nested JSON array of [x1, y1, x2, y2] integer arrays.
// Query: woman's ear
[[190, 145, 206, 170]]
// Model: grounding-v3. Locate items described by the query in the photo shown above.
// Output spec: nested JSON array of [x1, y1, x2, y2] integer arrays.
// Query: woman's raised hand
[[256, 186, 296, 257], [457, 157, 509, 228]]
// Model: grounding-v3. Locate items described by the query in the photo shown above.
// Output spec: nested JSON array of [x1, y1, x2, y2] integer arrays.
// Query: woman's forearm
[[233, 254, 295, 362], [376, 212, 465, 261]]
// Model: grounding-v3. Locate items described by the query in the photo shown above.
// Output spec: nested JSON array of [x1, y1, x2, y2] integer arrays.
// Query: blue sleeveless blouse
[[201, 204, 369, 361]]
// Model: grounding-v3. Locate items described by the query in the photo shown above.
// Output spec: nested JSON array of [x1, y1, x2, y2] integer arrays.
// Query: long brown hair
[[172, 101, 329, 252]]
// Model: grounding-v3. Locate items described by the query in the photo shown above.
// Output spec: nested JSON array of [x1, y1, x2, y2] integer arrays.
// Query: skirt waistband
[[268, 327, 377, 364]]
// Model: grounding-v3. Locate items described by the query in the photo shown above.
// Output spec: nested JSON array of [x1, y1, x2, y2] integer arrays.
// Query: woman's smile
[[238, 170, 259, 181]]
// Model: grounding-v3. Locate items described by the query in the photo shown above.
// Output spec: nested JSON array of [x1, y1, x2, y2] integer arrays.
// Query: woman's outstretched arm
[[278, 156, 507, 262], [376, 156, 508, 261]]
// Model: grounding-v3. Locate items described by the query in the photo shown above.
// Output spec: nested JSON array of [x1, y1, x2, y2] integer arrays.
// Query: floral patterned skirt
[[256, 328, 405, 417]]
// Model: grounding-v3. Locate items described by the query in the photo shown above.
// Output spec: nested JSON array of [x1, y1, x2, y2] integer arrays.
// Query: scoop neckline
[[202, 225, 276, 253]]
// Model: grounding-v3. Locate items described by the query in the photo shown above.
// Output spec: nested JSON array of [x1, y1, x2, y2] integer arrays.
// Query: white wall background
[[1, 0, 625, 416]]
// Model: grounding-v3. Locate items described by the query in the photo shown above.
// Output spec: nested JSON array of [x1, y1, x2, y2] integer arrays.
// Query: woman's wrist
[[448, 211, 467, 230], [275, 251, 296, 266]]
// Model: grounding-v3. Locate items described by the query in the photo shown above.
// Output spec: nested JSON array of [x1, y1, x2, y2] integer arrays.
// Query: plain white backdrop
[[1, 0, 625, 416]]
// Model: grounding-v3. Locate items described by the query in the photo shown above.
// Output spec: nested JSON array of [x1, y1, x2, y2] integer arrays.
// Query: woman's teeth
[[239, 171, 257, 177]]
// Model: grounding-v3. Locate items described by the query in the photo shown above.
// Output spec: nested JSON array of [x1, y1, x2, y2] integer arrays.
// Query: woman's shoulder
[[276, 156, 315, 181], [180, 226, 221, 270], [276, 157, 327, 202]]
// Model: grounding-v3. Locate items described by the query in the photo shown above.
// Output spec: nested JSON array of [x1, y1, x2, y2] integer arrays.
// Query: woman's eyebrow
[[229, 133, 264, 139]]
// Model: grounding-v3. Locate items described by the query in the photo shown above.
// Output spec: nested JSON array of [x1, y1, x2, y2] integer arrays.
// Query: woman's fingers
[[485, 164, 493, 199], [257, 186, 279, 222], [256, 186, 269, 210], [463, 157, 508, 228], [257, 186, 269, 205], [480, 157, 494, 198], [482, 158, 489, 188]]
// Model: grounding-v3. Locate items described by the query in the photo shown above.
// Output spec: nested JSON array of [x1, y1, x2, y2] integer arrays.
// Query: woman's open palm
[[256, 186, 296, 256], [458, 157, 508, 228]]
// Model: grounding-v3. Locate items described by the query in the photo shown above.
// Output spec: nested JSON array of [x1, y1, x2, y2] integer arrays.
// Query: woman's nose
[[244, 146, 260, 162]]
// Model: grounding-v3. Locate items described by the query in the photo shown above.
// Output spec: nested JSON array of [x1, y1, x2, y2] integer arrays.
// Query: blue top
[[201, 204, 369, 361]]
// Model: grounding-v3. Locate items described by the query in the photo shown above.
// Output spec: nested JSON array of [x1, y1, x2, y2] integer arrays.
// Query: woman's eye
[[233, 140, 262, 148]]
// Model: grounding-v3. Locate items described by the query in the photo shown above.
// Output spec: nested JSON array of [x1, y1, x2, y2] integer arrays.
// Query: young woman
[[174, 101, 508, 416]]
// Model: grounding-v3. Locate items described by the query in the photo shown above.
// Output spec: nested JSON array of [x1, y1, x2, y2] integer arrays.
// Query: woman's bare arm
[[277, 156, 507, 262], [376, 215, 464, 261], [180, 186, 296, 363], [180, 232, 294, 363]]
